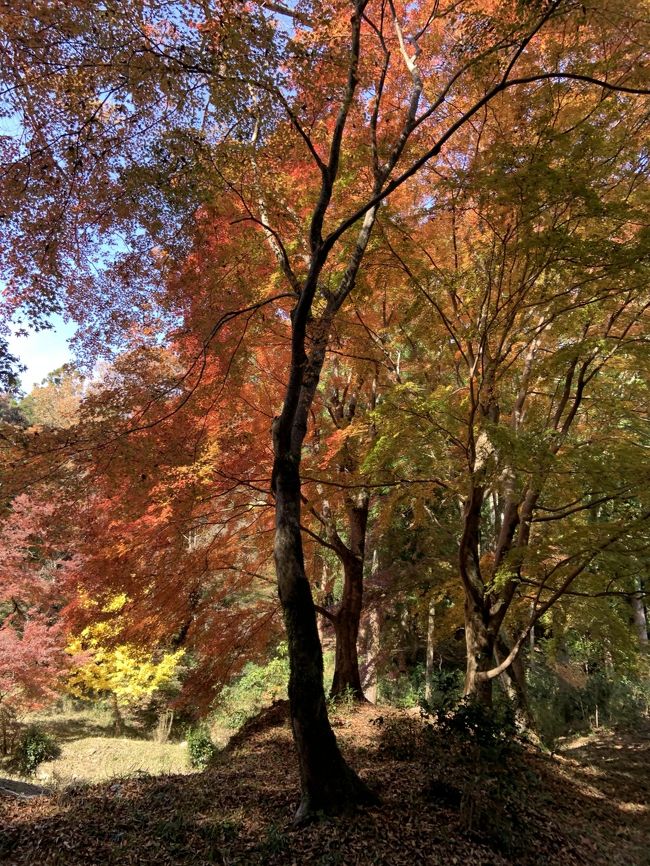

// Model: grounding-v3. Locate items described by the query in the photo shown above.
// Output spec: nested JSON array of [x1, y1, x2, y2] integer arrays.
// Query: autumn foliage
[[0, 0, 648, 822]]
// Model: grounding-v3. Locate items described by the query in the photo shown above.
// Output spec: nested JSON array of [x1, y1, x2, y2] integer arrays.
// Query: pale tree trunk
[[361, 604, 382, 703], [632, 579, 648, 647], [529, 602, 536, 654], [495, 632, 535, 731], [463, 600, 495, 707], [314, 551, 333, 643], [424, 599, 436, 704], [459, 482, 496, 707]]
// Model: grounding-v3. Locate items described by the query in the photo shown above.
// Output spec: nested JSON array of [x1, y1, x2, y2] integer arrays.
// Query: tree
[[1, 0, 648, 818], [0, 493, 70, 743], [67, 595, 184, 734], [20, 365, 85, 429], [302, 315, 399, 700], [372, 81, 650, 706]]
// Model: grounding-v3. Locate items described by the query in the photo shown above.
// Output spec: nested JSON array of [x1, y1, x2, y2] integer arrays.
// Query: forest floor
[[0, 703, 648, 866]]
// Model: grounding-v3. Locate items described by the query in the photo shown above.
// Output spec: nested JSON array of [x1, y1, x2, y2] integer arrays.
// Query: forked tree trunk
[[495, 632, 535, 731], [274, 457, 375, 820], [267, 2, 378, 812]]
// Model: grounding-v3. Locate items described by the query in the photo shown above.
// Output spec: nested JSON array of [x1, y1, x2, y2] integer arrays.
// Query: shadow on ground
[[0, 708, 647, 866]]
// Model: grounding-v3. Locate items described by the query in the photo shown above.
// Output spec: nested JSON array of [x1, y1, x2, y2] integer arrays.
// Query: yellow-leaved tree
[[67, 596, 184, 734]]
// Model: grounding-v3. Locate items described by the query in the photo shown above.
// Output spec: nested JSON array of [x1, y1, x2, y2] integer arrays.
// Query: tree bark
[[267, 3, 379, 818], [361, 603, 381, 703], [111, 692, 124, 736], [424, 599, 436, 704], [459, 481, 494, 706], [331, 555, 365, 699], [632, 579, 648, 647], [463, 599, 494, 707], [313, 551, 333, 643], [494, 632, 535, 731], [330, 497, 369, 700], [274, 452, 375, 820]]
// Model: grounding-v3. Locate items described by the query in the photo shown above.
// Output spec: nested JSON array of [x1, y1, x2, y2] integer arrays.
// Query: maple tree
[[1, 0, 649, 821], [0, 492, 70, 752], [67, 595, 184, 733]]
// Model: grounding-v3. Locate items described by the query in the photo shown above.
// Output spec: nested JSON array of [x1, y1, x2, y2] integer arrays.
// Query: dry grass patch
[[35, 737, 193, 785]]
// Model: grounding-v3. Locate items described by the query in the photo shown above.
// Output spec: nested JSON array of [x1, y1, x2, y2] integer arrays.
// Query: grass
[[35, 736, 192, 785], [1, 702, 195, 786]]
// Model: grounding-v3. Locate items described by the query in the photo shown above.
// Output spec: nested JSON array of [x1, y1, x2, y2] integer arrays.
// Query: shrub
[[327, 685, 358, 716], [431, 696, 518, 762], [377, 665, 425, 708], [422, 667, 464, 713], [528, 660, 650, 748], [16, 725, 60, 775], [424, 699, 529, 855], [186, 724, 216, 769], [214, 643, 289, 730], [378, 715, 426, 761]]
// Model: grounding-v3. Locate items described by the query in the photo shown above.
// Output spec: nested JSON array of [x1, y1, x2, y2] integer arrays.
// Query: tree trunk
[[361, 604, 381, 703], [632, 579, 648, 647], [331, 554, 365, 699], [274, 457, 375, 820], [111, 692, 124, 736], [529, 602, 536, 654], [463, 600, 494, 707], [330, 497, 369, 700], [314, 551, 333, 643], [495, 632, 535, 731], [424, 599, 436, 704]]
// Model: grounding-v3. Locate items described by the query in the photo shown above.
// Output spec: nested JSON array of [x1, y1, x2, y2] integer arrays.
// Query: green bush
[[421, 668, 464, 713], [16, 726, 60, 775], [430, 697, 517, 762], [606, 673, 650, 727], [186, 725, 216, 769], [378, 665, 425, 708], [528, 660, 650, 747], [214, 643, 289, 730]]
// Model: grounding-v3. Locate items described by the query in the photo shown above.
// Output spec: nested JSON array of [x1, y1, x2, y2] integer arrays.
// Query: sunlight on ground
[[1, 704, 196, 787], [36, 737, 193, 785]]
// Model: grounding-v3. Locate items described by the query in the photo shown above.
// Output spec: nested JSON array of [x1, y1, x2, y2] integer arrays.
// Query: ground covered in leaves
[[1, 704, 648, 866]]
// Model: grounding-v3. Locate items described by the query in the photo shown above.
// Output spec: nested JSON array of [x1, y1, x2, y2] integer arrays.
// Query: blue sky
[[8, 316, 74, 393], [2, 1, 302, 396]]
